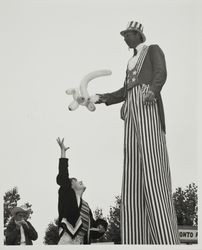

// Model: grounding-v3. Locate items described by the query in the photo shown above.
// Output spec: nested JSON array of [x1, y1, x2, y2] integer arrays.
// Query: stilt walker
[[96, 21, 180, 244]]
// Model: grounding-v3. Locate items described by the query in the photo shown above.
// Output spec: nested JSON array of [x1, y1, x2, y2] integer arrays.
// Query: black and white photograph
[[0, 0, 201, 249]]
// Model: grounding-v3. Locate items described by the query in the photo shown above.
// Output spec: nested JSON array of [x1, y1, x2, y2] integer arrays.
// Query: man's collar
[[136, 43, 145, 52]]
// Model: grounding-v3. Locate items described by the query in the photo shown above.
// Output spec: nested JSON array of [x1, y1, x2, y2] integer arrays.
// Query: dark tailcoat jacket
[[56, 158, 106, 244], [5, 219, 38, 245], [103, 44, 167, 133]]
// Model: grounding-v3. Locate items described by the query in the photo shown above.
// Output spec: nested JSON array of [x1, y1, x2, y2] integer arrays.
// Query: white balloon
[[65, 88, 80, 111], [66, 69, 112, 112]]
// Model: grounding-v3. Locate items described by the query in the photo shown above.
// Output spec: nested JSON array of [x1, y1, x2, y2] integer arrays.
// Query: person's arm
[[89, 210, 107, 239], [56, 137, 71, 187], [89, 209, 96, 228], [96, 86, 125, 106], [5, 221, 20, 245], [148, 44, 167, 96], [22, 221, 38, 241], [142, 45, 167, 104]]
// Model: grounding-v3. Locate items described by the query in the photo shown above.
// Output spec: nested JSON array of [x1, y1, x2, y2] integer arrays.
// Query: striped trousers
[[121, 85, 180, 244]]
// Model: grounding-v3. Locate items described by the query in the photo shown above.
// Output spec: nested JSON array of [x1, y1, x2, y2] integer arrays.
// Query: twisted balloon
[[66, 69, 112, 111]]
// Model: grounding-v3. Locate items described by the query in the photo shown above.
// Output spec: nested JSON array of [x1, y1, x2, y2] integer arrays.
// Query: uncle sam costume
[[102, 21, 180, 244]]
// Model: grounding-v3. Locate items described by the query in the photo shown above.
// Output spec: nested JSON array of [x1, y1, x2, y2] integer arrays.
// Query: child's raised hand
[[57, 138, 70, 158]]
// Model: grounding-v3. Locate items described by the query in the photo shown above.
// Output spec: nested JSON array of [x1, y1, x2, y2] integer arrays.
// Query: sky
[[0, 0, 201, 249]]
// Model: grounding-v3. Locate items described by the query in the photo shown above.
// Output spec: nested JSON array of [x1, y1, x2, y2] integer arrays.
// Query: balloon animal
[[66, 69, 112, 111]]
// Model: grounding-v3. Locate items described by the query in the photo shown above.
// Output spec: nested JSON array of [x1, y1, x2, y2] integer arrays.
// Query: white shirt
[[127, 43, 145, 70], [76, 194, 81, 207], [20, 225, 26, 245], [15, 220, 26, 245]]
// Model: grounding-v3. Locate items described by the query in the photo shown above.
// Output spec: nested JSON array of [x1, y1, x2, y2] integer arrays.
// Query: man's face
[[14, 212, 25, 222], [71, 179, 86, 192], [124, 31, 140, 48]]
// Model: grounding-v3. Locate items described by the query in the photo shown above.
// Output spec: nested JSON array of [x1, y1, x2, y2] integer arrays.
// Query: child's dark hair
[[69, 178, 77, 184]]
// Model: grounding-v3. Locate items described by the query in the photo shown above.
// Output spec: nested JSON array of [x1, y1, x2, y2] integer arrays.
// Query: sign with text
[[178, 226, 198, 244]]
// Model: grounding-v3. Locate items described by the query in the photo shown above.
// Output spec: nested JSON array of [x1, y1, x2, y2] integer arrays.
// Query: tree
[[44, 219, 59, 245], [4, 187, 20, 227], [105, 196, 121, 244], [173, 182, 198, 226]]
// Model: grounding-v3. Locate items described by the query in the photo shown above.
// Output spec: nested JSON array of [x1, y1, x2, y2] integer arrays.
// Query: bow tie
[[133, 49, 137, 57]]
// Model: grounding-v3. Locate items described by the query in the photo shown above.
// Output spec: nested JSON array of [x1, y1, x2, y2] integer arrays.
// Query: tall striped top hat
[[120, 21, 146, 42]]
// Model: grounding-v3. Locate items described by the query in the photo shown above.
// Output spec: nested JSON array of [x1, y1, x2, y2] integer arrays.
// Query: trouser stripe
[[121, 85, 180, 244]]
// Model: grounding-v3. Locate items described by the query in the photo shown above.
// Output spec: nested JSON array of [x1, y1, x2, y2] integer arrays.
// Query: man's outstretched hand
[[94, 94, 107, 104]]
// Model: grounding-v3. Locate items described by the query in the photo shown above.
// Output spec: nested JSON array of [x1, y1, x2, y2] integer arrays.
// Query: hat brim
[[11, 207, 29, 216], [120, 29, 146, 42]]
